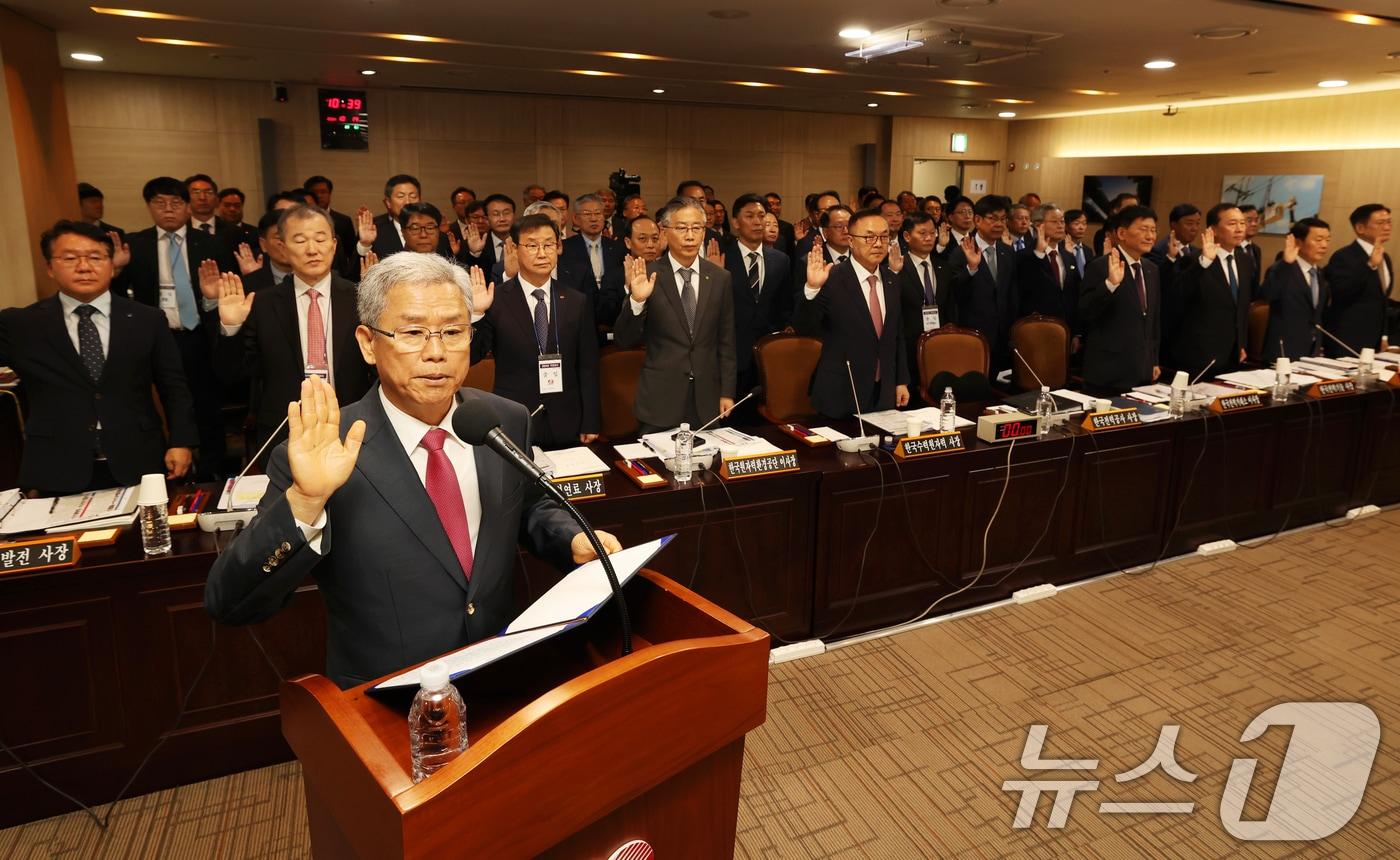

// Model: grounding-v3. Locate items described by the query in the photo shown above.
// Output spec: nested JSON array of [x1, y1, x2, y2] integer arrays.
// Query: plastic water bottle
[[409, 660, 467, 783], [939, 387, 957, 432], [137, 473, 171, 555], [673, 423, 694, 482], [1034, 386, 1054, 436]]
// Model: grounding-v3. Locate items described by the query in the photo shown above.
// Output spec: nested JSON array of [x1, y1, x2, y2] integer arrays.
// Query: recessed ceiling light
[[998, 111, 1016, 118], [871, 90, 913, 96], [91, 7, 192, 20], [838, 26, 872, 39], [360, 69, 377, 75], [1071, 88, 1115, 95], [1339, 12, 1384, 25], [569, 69, 621, 77], [598, 51, 662, 61], [992, 98, 1032, 104], [787, 66, 837, 75], [732, 80, 777, 87], [70, 52, 104, 62], [1144, 59, 1176, 70], [652, 87, 666, 94], [138, 37, 223, 47], [937, 79, 990, 87], [376, 33, 461, 44], [1318, 79, 1349, 87], [364, 55, 446, 64], [867, 102, 879, 107]]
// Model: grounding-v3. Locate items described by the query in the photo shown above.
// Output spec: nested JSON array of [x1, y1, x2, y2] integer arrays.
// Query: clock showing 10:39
[[318, 88, 369, 150]]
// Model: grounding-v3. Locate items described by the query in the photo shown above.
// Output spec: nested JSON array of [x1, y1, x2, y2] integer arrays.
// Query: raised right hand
[[1199, 226, 1218, 263], [625, 254, 657, 301], [359, 249, 379, 279], [216, 272, 255, 327], [1106, 248, 1125, 287], [1369, 237, 1387, 270], [806, 241, 834, 290], [1282, 233, 1299, 265], [502, 237, 519, 279], [286, 376, 365, 523], [961, 234, 982, 271], [355, 206, 377, 246], [234, 242, 263, 275], [466, 221, 486, 255], [197, 259, 222, 299]]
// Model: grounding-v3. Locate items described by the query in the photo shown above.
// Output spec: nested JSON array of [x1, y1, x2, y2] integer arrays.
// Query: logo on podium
[[607, 839, 656, 860]]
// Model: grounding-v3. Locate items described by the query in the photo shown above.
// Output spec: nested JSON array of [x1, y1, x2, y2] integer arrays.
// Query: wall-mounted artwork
[[1221, 175, 1324, 234]]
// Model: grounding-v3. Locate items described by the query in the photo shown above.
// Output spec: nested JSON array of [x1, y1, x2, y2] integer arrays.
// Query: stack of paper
[[0, 486, 138, 536], [217, 475, 270, 511], [534, 446, 610, 478], [862, 408, 973, 435]]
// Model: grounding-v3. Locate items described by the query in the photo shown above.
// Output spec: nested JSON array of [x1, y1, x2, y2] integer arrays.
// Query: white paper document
[[218, 475, 270, 511], [612, 442, 654, 460], [534, 446, 610, 478], [809, 426, 850, 442], [1, 486, 138, 536], [1053, 389, 1099, 407], [862, 408, 973, 434], [641, 430, 719, 459]]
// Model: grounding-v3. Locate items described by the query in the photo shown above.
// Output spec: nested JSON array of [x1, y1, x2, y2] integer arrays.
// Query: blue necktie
[[1225, 254, 1239, 301], [1075, 244, 1086, 272], [167, 232, 200, 330]]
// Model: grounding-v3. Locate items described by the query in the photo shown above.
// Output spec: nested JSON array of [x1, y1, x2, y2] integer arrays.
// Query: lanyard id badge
[[304, 363, 330, 381], [922, 304, 941, 332], [158, 285, 180, 328], [538, 354, 563, 393]]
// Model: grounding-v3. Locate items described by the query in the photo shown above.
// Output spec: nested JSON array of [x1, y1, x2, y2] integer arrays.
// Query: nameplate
[[894, 431, 965, 458], [1081, 407, 1141, 432], [976, 412, 1040, 443], [0, 536, 80, 576], [549, 473, 607, 501], [1208, 390, 1267, 414], [1389, 370, 1400, 389], [1305, 378, 1357, 399], [718, 450, 800, 480]]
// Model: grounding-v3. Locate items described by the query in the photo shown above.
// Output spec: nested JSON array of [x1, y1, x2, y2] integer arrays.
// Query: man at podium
[[205, 252, 621, 688]]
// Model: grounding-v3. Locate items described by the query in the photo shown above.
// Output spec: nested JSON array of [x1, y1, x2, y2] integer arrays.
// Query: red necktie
[[305, 288, 328, 371], [867, 274, 883, 380], [421, 428, 474, 581], [1048, 249, 1061, 286], [1132, 262, 1147, 313]]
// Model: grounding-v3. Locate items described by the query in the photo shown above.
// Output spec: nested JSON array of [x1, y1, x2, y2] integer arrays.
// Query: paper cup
[[138, 473, 168, 505], [906, 417, 923, 438], [1093, 398, 1111, 413], [1171, 370, 1190, 388]]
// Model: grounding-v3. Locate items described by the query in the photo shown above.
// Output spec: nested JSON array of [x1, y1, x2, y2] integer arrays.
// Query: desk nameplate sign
[[1081, 407, 1142, 432], [0, 535, 80, 576], [718, 450, 800, 481], [894, 431, 965, 459], [548, 474, 606, 501], [1305, 378, 1357, 399], [1209, 389, 1267, 414]]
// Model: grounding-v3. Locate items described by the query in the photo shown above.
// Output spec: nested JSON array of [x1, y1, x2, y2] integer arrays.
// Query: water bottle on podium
[[409, 660, 468, 783], [673, 423, 694, 482], [138, 473, 171, 556], [938, 387, 957, 432]]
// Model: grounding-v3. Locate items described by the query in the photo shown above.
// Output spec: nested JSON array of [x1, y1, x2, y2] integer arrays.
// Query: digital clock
[[318, 88, 369, 150]]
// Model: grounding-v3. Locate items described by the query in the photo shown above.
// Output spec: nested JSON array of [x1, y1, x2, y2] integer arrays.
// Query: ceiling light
[[998, 111, 1017, 118], [378, 33, 458, 44], [838, 26, 872, 39], [569, 69, 621, 77], [69, 52, 104, 62], [1318, 79, 1349, 87], [364, 55, 445, 64], [138, 37, 223, 47], [992, 98, 1032, 104], [787, 67, 837, 75], [1194, 26, 1256, 40], [871, 90, 913, 96], [360, 69, 377, 76], [867, 102, 879, 107], [732, 80, 777, 87], [91, 7, 193, 20], [598, 51, 662, 61], [1144, 59, 1176, 70], [846, 39, 924, 60], [937, 79, 990, 87], [1339, 12, 1384, 26], [652, 87, 666, 94], [1071, 89, 1116, 95]]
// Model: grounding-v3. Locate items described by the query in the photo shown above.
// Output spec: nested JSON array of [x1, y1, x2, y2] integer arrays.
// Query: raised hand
[[705, 238, 723, 266], [216, 272, 255, 327], [502, 237, 519, 279], [465, 221, 486, 255], [794, 219, 810, 240], [806, 242, 834, 290], [938, 222, 951, 248], [446, 229, 461, 258], [1034, 224, 1048, 255], [1167, 232, 1182, 260], [108, 231, 130, 271], [1370, 236, 1387, 270], [1106, 248, 1125, 288], [1200, 226, 1218, 263], [285, 376, 366, 524], [886, 238, 904, 274], [961, 234, 983, 272], [625, 254, 657, 301], [234, 242, 263, 275], [1282, 232, 1299, 265], [467, 265, 495, 314], [355, 206, 377, 246], [359, 250, 379, 280], [197, 258, 222, 299], [1102, 232, 1115, 254]]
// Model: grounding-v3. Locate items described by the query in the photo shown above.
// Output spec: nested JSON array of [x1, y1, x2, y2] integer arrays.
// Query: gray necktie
[[531, 288, 550, 352], [74, 304, 104, 382], [1308, 266, 1320, 308], [984, 243, 997, 280], [680, 267, 696, 333]]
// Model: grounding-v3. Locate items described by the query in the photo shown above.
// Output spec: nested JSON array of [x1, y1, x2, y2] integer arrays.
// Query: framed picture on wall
[[1081, 175, 1153, 221], [1221, 175, 1324, 234]]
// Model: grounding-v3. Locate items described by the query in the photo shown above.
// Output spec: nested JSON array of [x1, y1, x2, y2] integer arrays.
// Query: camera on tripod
[[609, 168, 641, 201]]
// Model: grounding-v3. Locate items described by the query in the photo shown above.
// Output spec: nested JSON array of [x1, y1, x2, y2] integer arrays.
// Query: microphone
[[197, 413, 291, 533], [1012, 348, 1047, 390], [837, 360, 878, 452], [1313, 324, 1361, 358], [1189, 358, 1216, 387], [454, 403, 632, 655]]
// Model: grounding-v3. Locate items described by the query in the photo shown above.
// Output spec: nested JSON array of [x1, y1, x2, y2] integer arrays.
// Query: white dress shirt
[[630, 252, 703, 315], [298, 389, 483, 554], [519, 272, 555, 348], [59, 290, 112, 358], [190, 216, 219, 236], [736, 238, 765, 291], [221, 272, 335, 384], [1356, 238, 1393, 295]]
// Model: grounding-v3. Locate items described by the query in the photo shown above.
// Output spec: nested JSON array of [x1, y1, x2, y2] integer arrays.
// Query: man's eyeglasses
[[520, 241, 559, 255], [366, 324, 471, 352], [849, 233, 891, 245], [149, 198, 186, 211], [665, 224, 706, 235], [404, 224, 440, 236], [52, 253, 112, 267]]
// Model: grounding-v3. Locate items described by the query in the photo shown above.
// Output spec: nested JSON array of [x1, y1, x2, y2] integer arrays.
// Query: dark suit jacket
[[469, 277, 601, 446], [0, 293, 198, 493], [613, 256, 736, 428], [949, 238, 1018, 370], [239, 264, 290, 294], [897, 253, 956, 391], [370, 213, 453, 260], [793, 260, 908, 417], [1258, 260, 1328, 361], [213, 273, 373, 448], [1243, 242, 1264, 285], [1078, 251, 1161, 393], [560, 234, 626, 285], [1015, 244, 1082, 333], [204, 386, 578, 688], [218, 218, 260, 255], [1168, 250, 1254, 378], [116, 226, 235, 325], [1324, 241, 1393, 356], [464, 233, 511, 278], [775, 219, 797, 260], [1149, 239, 1199, 368], [722, 240, 792, 376]]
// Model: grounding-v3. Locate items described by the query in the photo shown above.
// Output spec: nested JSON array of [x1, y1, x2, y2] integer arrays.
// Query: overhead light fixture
[[569, 69, 621, 77], [70, 52, 104, 62], [1339, 12, 1383, 26], [652, 87, 666, 93], [838, 26, 872, 39], [846, 39, 924, 60], [870, 90, 913, 96], [138, 37, 223, 47], [937, 79, 989, 87], [867, 102, 879, 107], [91, 7, 194, 20], [598, 51, 662, 61], [364, 55, 446, 64], [1144, 59, 1176, 70], [992, 98, 1032, 104], [1071, 88, 1116, 95], [1318, 79, 1349, 87], [731, 80, 777, 87], [360, 69, 377, 76], [786, 66, 837, 75], [998, 111, 1017, 118], [377, 33, 460, 44]]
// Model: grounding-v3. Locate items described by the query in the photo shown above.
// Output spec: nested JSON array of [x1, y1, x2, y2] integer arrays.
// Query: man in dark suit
[[213, 206, 374, 451], [1239, 205, 1265, 285], [235, 211, 294, 294], [794, 208, 909, 418], [184, 174, 237, 251], [1148, 203, 1203, 368], [1016, 205, 1081, 330], [949, 195, 1019, 373], [445, 186, 477, 240], [115, 175, 235, 478], [898, 211, 956, 399], [215, 188, 259, 252], [1324, 203, 1393, 356], [352, 174, 453, 262], [561, 193, 626, 300], [204, 251, 620, 689], [763, 192, 797, 259], [304, 175, 360, 281], [78, 183, 124, 240], [723, 194, 792, 400], [1168, 204, 1254, 380], [1007, 203, 1034, 252], [461, 193, 517, 277], [596, 215, 663, 344], [1079, 205, 1162, 395], [614, 197, 736, 433], [792, 191, 843, 264], [1091, 192, 1139, 258], [1259, 218, 1332, 362], [1, 221, 196, 495], [397, 203, 459, 261], [675, 180, 725, 248], [470, 214, 600, 449]]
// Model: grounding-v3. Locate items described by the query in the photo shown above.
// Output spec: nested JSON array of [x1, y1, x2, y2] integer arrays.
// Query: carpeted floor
[[4, 511, 1398, 858]]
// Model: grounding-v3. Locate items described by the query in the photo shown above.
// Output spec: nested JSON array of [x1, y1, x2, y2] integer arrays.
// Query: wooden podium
[[280, 570, 770, 859]]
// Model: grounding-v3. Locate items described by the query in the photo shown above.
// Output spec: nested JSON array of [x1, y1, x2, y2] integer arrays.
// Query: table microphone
[[1313, 324, 1361, 358], [454, 403, 632, 655], [1190, 358, 1216, 387], [197, 413, 291, 533], [837, 360, 878, 452]]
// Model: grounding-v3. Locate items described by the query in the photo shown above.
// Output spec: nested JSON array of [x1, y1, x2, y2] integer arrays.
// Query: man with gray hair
[[615, 196, 736, 432], [1016, 203, 1082, 337], [563, 193, 625, 290], [206, 250, 621, 689]]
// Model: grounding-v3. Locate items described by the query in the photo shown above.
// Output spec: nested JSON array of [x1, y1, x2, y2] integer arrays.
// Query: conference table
[[3, 382, 1399, 826]]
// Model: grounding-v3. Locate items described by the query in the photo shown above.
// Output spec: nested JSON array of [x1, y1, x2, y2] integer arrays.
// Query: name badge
[[538, 353, 563, 394], [922, 305, 941, 332], [304, 363, 329, 380], [158, 285, 180, 328]]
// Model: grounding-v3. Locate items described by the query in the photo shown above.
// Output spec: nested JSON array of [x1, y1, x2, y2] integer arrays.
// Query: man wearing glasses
[[398, 203, 457, 259], [470, 213, 601, 448], [1, 221, 197, 495], [205, 251, 620, 689], [212, 205, 374, 451], [794, 207, 910, 418]]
